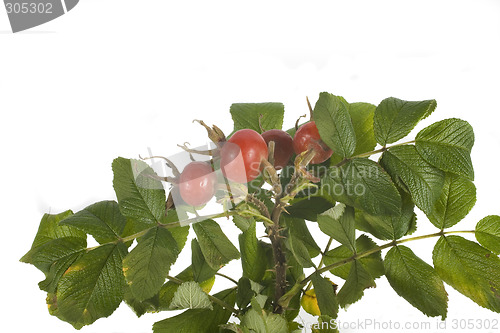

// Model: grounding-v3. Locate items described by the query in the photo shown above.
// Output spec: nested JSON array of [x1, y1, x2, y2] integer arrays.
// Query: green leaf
[[30, 237, 87, 293], [193, 220, 240, 270], [21, 210, 85, 263], [221, 323, 252, 333], [416, 118, 475, 180], [232, 215, 254, 232], [317, 204, 356, 252], [112, 157, 166, 231], [124, 285, 159, 317], [337, 260, 375, 308], [427, 173, 476, 229], [313, 92, 356, 158], [380, 145, 445, 215], [285, 196, 335, 222], [374, 97, 436, 145], [349, 102, 377, 155], [241, 308, 288, 333], [123, 227, 179, 301], [324, 235, 384, 280], [433, 236, 500, 312], [329, 102, 377, 165], [241, 309, 266, 333], [284, 216, 321, 258], [192, 239, 217, 283], [56, 243, 127, 328], [239, 220, 267, 282], [236, 277, 254, 309], [157, 267, 215, 311], [384, 245, 448, 318], [311, 273, 339, 318], [251, 293, 267, 310], [355, 190, 415, 240], [230, 102, 284, 132], [29, 237, 86, 273], [235, 278, 264, 310], [322, 158, 402, 216], [163, 211, 190, 252], [169, 281, 213, 310], [476, 215, 500, 254], [153, 288, 236, 333], [285, 250, 305, 284], [286, 231, 315, 268], [263, 313, 288, 333], [169, 225, 190, 253], [59, 200, 127, 244], [284, 292, 301, 323]]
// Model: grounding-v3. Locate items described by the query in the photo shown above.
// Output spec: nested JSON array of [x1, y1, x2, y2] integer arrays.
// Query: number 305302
[[5, 2, 53, 14]]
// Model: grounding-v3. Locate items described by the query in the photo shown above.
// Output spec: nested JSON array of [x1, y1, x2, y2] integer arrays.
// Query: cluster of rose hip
[[171, 121, 332, 207]]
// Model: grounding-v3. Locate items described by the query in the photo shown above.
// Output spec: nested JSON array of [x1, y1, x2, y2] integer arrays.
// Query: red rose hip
[[261, 129, 294, 170], [220, 129, 268, 183], [179, 161, 217, 206], [293, 121, 333, 164]]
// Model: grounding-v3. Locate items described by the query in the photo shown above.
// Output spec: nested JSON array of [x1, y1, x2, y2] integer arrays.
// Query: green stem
[[86, 211, 239, 251], [301, 229, 475, 287], [215, 272, 238, 285], [336, 140, 416, 164], [305, 237, 333, 291], [246, 194, 272, 220]]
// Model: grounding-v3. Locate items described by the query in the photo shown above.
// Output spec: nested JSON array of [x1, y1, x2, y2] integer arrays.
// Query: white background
[[1, 0, 500, 332]]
